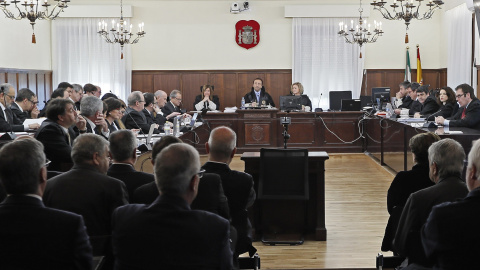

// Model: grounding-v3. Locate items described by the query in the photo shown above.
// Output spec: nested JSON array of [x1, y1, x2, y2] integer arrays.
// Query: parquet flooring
[[200, 153, 396, 269]]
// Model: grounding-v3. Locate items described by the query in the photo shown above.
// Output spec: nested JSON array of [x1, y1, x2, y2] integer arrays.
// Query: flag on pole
[[405, 47, 411, 82], [416, 45, 423, 85]]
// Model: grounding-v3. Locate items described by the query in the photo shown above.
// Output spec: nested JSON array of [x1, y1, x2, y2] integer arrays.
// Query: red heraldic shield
[[235, 20, 260, 50]]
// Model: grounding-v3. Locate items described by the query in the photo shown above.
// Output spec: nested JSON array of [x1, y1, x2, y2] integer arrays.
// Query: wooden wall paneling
[[28, 72, 37, 92], [422, 70, 440, 89], [153, 74, 181, 96], [37, 74, 46, 110], [132, 74, 153, 93], [384, 71, 404, 97], [7, 73, 16, 89], [0, 73, 5, 84], [210, 73, 237, 109], [362, 70, 383, 97], [439, 69, 447, 88], [18, 73, 28, 91], [265, 72, 292, 107], [182, 73, 209, 111]]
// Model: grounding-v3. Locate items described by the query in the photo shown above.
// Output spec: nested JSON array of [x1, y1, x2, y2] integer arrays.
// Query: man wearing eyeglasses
[[112, 143, 233, 269], [0, 83, 39, 132], [162, 89, 183, 122], [11, 88, 40, 123], [122, 91, 161, 134], [435, 83, 480, 129]]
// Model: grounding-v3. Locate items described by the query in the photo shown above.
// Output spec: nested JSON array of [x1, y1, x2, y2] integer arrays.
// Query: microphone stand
[[280, 111, 291, 149]]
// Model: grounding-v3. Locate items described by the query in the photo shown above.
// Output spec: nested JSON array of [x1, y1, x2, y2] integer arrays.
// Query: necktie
[[256, 92, 260, 103], [5, 109, 13, 125], [461, 107, 466, 119]]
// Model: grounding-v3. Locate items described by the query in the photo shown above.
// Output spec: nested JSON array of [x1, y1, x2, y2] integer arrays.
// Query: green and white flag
[[405, 47, 411, 82]]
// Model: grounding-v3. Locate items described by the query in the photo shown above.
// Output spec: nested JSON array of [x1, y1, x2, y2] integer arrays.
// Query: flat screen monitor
[[279, 95, 302, 111], [329, 91, 352, 111], [341, 99, 362, 111], [371, 87, 390, 103], [374, 91, 390, 108]]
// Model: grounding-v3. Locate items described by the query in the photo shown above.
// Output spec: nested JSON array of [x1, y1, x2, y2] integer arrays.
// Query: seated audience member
[[133, 136, 230, 220], [107, 130, 154, 199], [381, 132, 440, 252], [35, 99, 86, 171], [84, 83, 100, 98], [122, 91, 161, 134], [43, 134, 128, 238], [79, 96, 110, 138], [393, 138, 468, 269], [394, 81, 411, 109], [112, 143, 233, 270], [101, 92, 118, 101], [425, 86, 458, 121], [421, 139, 480, 269], [162, 89, 184, 121], [0, 138, 92, 269], [413, 86, 440, 118], [202, 126, 257, 257], [38, 87, 71, 117], [435, 83, 480, 129], [58, 82, 74, 98], [143, 92, 167, 126], [194, 85, 220, 111], [290, 82, 312, 109], [71, 83, 84, 110], [244, 78, 275, 107], [104, 97, 124, 132], [0, 83, 39, 132], [11, 88, 39, 123], [395, 82, 421, 116]]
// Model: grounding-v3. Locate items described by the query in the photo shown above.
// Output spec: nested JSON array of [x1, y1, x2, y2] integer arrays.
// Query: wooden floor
[[200, 153, 396, 270]]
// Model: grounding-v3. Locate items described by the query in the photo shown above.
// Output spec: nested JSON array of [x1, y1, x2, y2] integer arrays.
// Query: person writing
[[290, 82, 312, 110], [194, 85, 220, 111]]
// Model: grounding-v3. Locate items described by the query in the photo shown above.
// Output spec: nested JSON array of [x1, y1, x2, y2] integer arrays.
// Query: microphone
[[317, 93, 323, 110], [426, 109, 442, 122]]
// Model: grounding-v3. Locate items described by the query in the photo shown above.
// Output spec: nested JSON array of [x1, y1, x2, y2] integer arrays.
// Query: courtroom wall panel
[[0, 68, 53, 109], [361, 69, 447, 98], [132, 70, 293, 111]]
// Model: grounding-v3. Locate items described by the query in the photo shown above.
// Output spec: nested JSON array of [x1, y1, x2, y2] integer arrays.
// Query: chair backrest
[[258, 148, 309, 200], [329, 91, 352, 111]]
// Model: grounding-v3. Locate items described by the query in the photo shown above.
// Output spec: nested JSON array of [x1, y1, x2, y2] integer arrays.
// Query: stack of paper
[[224, 107, 238, 113]]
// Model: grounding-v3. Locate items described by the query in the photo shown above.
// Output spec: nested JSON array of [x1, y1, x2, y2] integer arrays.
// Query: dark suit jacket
[[422, 187, 480, 270], [202, 161, 256, 255], [425, 102, 458, 121], [43, 165, 129, 236], [0, 195, 92, 270], [408, 100, 423, 116], [161, 102, 181, 122], [106, 119, 120, 133], [112, 194, 233, 270], [0, 106, 24, 132], [393, 175, 468, 266], [107, 163, 154, 200], [446, 98, 480, 128], [132, 173, 230, 220], [418, 96, 440, 117], [35, 119, 76, 172], [381, 164, 434, 251], [193, 95, 220, 111], [10, 102, 29, 123], [244, 88, 275, 107], [398, 95, 413, 109], [121, 107, 160, 134], [142, 108, 166, 127]]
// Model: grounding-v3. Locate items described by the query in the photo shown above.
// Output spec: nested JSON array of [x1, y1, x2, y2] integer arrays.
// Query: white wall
[[0, 0, 450, 71]]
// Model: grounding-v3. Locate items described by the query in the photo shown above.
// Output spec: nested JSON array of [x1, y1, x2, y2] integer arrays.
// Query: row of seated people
[[393, 81, 480, 129], [0, 125, 256, 269], [382, 132, 480, 269]]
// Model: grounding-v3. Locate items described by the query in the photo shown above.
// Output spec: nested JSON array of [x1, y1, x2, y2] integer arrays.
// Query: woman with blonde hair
[[290, 82, 312, 109]]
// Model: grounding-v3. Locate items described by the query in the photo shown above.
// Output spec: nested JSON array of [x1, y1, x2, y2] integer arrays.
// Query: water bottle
[[385, 103, 393, 118], [174, 117, 180, 136], [241, 97, 245, 109]]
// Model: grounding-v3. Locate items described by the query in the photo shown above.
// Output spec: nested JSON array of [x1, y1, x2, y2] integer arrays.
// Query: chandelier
[[338, 0, 384, 58], [97, 0, 145, 59], [0, 0, 70, 43], [371, 0, 444, 43]]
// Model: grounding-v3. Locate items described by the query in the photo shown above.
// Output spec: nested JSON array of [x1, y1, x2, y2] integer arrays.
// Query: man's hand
[[167, 112, 180, 120], [28, 123, 40, 130], [30, 108, 40, 119], [95, 113, 109, 132], [414, 112, 421, 118], [76, 115, 87, 131], [396, 92, 403, 100], [394, 109, 401, 115], [435, 116, 445, 125]]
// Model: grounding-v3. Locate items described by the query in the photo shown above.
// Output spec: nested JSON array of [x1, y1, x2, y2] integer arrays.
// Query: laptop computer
[[341, 99, 362, 111], [190, 112, 198, 126]]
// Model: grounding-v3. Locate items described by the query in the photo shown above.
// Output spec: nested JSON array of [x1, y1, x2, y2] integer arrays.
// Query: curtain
[[293, 17, 364, 110], [52, 17, 132, 101], [446, 4, 472, 89]]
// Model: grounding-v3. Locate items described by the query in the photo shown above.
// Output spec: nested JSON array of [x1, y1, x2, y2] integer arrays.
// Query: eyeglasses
[[44, 159, 51, 168], [196, 169, 205, 179], [6, 94, 15, 100], [29, 99, 39, 105], [455, 94, 466, 99], [173, 97, 182, 101]]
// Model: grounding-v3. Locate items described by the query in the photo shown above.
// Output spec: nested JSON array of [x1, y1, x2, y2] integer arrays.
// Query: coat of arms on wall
[[235, 20, 260, 50]]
